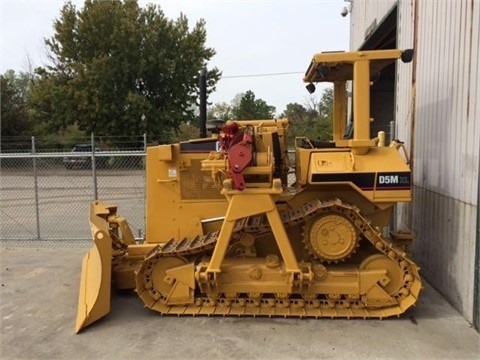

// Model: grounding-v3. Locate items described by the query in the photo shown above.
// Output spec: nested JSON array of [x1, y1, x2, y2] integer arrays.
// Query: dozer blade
[[75, 202, 113, 333]]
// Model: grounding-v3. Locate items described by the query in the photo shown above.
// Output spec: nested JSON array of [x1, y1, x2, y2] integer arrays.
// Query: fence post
[[91, 132, 98, 200], [142, 133, 147, 240], [32, 136, 41, 240]]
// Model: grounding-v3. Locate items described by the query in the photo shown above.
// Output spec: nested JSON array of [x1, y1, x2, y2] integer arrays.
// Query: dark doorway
[[359, 5, 398, 141]]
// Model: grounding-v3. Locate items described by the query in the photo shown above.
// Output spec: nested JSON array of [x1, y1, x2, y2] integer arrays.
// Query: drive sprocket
[[303, 213, 359, 262]]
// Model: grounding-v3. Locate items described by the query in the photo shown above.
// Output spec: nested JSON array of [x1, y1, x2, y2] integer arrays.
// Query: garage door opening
[[359, 5, 398, 141]]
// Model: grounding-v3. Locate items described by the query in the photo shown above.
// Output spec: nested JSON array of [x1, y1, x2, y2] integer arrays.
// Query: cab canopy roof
[[303, 49, 412, 83]]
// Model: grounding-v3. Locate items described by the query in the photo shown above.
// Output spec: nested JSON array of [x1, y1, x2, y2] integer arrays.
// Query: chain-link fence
[[1, 136, 147, 243], [1, 136, 297, 243]]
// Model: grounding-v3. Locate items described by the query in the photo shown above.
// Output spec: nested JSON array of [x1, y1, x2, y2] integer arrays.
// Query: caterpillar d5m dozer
[[76, 49, 421, 333]]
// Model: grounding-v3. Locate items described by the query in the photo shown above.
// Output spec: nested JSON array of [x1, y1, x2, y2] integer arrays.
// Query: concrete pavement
[[1, 245, 478, 360]]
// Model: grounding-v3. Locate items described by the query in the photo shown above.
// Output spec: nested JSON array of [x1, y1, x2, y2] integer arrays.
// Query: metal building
[[344, 0, 479, 329]]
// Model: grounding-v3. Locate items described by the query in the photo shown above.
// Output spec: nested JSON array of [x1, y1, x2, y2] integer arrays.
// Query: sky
[[0, 0, 350, 115]]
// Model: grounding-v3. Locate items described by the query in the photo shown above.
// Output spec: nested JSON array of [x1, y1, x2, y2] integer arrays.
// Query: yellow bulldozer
[[76, 49, 421, 333]]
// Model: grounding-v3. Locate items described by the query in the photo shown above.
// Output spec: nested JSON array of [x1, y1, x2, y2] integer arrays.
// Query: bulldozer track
[[136, 198, 422, 318]]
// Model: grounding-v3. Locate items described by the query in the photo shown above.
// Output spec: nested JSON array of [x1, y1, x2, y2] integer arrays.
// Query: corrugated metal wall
[[349, 0, 397, 49], [412, 0, 479, 325], [349, 0, 480, 326]]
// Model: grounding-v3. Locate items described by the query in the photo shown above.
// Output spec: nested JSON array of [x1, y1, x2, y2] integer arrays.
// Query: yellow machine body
[[76, 49, 421, 332]]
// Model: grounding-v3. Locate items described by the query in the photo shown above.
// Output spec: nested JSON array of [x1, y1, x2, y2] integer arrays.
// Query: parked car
[[63, 144, 108, 169]]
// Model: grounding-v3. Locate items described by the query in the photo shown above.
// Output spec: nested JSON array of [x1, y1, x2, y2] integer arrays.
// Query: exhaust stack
[[199, 68, 207, 138]]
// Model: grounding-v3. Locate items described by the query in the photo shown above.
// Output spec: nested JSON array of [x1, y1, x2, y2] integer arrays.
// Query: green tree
[[171, 121, 200, 142], [281, 102, 318, 142], [207, 102, 232, 121], [280, 87, 333, 143], [1, 70, 32, 139], [231, 90, 275, 120], [315, 87, 334, 141], [317, 87, 334, 121], [29, 0, 220, 143]]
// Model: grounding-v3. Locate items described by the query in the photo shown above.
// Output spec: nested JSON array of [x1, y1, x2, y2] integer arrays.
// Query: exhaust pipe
[[199, 67, 207, 138]]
